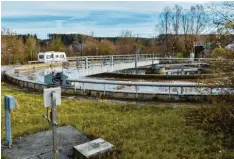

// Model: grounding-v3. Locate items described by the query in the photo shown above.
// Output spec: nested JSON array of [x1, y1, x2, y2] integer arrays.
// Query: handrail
[[68, 78, 214, 87]]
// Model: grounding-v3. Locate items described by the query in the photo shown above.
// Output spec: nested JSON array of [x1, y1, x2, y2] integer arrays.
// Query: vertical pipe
[[51, 92, 58, 159], [4, 97, 12, 148]]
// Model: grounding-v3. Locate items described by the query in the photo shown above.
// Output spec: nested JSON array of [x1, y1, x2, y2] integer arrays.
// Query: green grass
[[0, 83, 228, 159]]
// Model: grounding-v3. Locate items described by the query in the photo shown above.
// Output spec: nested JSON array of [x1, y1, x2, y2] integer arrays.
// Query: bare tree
[[116, 30, 136, 54], [195, 5, 207, 35], [171, 5, 182, 35], [189, 5, 208, 35], [208, 1, 234, 37], [182, 12, 190, 53], [156, 7, 172, 54], [171, 5, 182, 54]]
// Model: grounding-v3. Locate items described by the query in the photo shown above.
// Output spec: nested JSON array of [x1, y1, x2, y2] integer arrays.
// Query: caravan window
[[56, 55, 59, 58], [60, 55, 64, 58], [46, 55, 51, 59], [39, 55, 44, 59]]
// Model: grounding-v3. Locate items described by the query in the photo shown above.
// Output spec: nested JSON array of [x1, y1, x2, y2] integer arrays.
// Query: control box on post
[[43, 87, 61, 159]]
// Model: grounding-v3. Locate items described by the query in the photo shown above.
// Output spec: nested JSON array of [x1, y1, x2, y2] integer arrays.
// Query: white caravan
[[38, 51, 67, 63]]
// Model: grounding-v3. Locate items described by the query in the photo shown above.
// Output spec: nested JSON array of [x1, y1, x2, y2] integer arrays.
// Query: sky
[[1, 1, 216, 39]]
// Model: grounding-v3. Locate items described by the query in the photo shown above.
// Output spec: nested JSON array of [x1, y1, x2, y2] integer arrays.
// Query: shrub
[[98, 40, 116, 55], [211, 47, 229, 58], [176, 52, 184, 58]]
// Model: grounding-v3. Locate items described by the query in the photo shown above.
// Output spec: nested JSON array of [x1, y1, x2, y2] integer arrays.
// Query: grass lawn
[[1, 83, 227, 159]]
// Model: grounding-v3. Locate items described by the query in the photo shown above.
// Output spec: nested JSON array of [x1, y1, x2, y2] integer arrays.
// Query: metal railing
[[68, 78, 232, 97], [29, 53, 221, 64]]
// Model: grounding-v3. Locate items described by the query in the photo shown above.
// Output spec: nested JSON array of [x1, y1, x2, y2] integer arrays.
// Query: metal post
[[5, 97, 12, 148], [135, 50, 138, 72], [104, 84, 106, 95], [152, 54, 154, 64], [85, 57, 88, 69], [76, 57, 79, 68], [103, 57, 106, 66], [169, 86, 171, 98], [110, 56, 113, 66], [135, 85, 138, 98], [51, 92, 58, 159], [83, 82, 85, 92], [4, 95, 16, 148]]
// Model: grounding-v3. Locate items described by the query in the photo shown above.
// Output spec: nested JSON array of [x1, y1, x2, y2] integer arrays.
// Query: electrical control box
[[43, 87, 61, 107], [4, 95, 16, 110]]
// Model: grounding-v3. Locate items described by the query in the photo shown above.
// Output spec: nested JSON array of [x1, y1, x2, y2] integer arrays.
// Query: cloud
[[1, 1, 214, 39], [2, 1, 213, 17]]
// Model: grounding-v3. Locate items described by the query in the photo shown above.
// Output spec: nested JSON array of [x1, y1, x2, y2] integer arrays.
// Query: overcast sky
[[2, 1, 216, 39]]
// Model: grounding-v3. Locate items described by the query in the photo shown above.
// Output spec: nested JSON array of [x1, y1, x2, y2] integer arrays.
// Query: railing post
[[76, 57, 79, 68], [152, 54, 154, 64], [85, 57, 88, 69], [110, 56, 113, 66], [104, 84, 106, 96], [135, 85, 138, 98], [83, 82, 85, 92], [169, 86, 171, 99]]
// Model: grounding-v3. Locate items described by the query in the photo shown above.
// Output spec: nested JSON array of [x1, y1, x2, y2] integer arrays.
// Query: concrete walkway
[[1, 125, 90, 159]]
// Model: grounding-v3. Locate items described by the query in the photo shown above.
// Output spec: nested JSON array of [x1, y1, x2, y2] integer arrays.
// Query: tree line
[[1, 2, 233, 65]]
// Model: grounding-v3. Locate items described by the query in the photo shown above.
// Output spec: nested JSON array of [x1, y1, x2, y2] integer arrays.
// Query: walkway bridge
[[5, 54, 232, 101]]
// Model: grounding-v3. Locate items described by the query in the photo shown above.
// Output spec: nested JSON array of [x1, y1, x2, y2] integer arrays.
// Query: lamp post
[[80, 36, 84, 57]]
